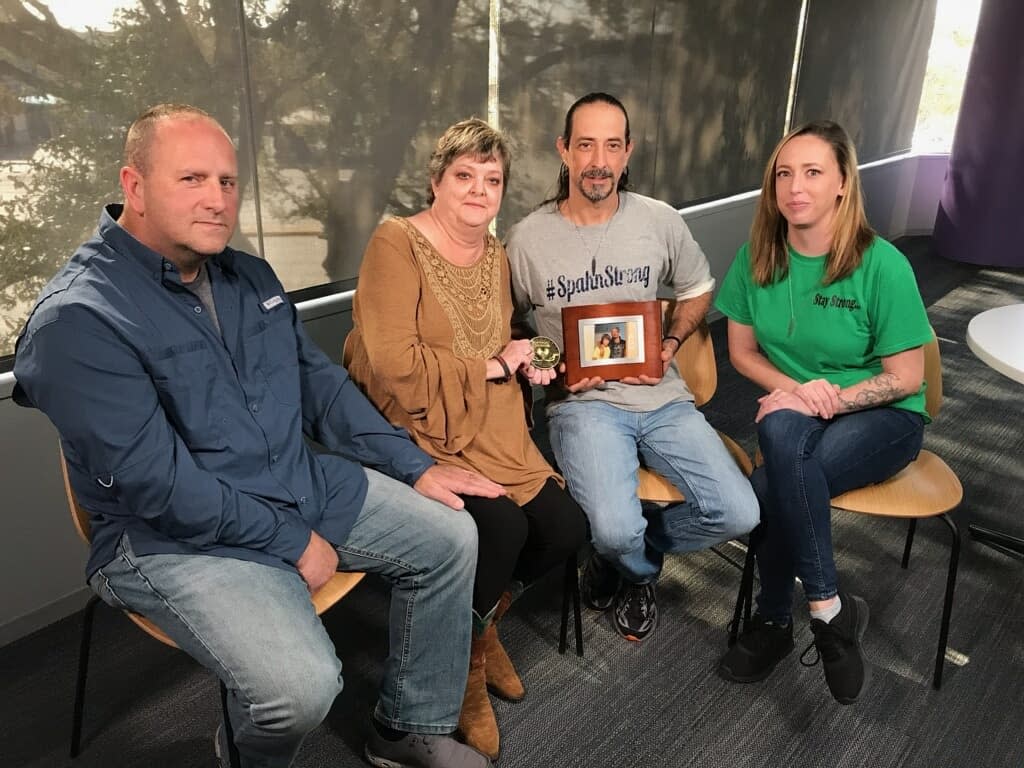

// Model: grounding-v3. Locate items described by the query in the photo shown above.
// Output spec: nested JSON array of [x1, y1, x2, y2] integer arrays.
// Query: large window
[[497, 0, 801, 227], [792, 0, 938, 162], [913, 0, 982, 152], [0, 0, 947, 362], [244, 0, 488, 289], [0, 0, 257, 358]]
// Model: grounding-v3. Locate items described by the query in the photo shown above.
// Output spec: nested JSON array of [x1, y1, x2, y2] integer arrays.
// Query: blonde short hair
[[124, 103, 219, 173], [427, 118, 511, 204]]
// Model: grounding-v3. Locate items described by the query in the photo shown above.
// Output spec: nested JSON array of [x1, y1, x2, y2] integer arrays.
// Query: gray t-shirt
[[184, 261, 222, 336], [506, 191, 714, 413]]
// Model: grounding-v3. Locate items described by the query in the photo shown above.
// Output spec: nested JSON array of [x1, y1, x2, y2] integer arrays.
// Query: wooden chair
[[61, 449, 365, 765], [341, 334, 583, 657], [636, 306, 754, 540], [728, 334, 963, 689]]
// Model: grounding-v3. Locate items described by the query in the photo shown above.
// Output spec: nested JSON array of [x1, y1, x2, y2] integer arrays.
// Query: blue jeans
[[752, 407, 925, 623], [89, 468, 477, 768], [548, 399, 759, 583]]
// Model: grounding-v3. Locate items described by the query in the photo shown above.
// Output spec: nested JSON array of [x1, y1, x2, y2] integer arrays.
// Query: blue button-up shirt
[[14, 205, 435, 578]]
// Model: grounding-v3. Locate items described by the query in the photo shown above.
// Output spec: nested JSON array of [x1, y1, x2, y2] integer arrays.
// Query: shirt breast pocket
[[248, 310, 301, 406], [151, 341, 226, 450]]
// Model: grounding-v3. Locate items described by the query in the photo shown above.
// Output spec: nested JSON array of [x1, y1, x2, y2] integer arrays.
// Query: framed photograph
[[561, 300, 664, 386]]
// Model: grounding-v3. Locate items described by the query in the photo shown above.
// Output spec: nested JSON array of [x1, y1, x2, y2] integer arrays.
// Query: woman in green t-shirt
[[714, 121, 932, 704]]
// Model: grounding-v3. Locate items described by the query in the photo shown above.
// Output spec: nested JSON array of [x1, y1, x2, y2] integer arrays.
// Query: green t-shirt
[[714, 237, 933, 420]]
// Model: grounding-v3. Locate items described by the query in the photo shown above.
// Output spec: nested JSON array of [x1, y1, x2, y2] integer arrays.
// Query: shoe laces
[[622, 582, 655, 618], [799, 640, 820, 667], [409, 734, 435, 755], [801, 620, 844, 667]]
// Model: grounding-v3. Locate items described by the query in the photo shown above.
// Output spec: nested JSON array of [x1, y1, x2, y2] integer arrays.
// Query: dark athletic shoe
[[612, 581, 658, 642], [580, 553, 620, 611], [364, 728, 492, 768], [718, 614, 795, 683], [804, 592, 871, 704]]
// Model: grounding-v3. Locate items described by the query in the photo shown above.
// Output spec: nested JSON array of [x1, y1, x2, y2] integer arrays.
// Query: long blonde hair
[[749, 120, 874, 286]]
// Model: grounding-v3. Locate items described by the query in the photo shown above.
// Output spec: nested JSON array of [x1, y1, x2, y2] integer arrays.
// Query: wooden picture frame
[[561, 300, 663, 386]]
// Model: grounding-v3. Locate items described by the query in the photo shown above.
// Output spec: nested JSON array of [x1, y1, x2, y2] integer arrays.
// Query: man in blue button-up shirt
[[14, 104, 496, 768]]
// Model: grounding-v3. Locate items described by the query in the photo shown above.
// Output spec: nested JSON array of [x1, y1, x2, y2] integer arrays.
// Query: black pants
[[462, 478, 587, 616]]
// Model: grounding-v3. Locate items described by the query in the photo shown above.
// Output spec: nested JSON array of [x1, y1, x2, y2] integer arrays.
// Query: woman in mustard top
[[346, 119, 585, 758]]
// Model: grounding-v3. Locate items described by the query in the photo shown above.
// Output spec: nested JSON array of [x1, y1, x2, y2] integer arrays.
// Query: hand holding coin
[[530, 336, 561, 369]]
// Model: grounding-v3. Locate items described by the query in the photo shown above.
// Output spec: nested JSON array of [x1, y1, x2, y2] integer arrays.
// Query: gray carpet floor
[[2, 239, 1022, 768]]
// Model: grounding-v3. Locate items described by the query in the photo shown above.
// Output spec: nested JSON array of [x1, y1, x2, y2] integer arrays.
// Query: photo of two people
[[582, 318, 643, 366]]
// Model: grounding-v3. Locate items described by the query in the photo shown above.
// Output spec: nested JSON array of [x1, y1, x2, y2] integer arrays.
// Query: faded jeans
[[548, 399, 759, 583], [752, 407, 925, 622], [89, 468, 477, 768]]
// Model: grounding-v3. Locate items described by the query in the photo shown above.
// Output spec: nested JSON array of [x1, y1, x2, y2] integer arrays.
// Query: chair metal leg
[[709, 543, 746, 572], [969, 524, 1024, 558], [220, 681, 242, 768], [71, 594, 101, 758], [571, 557, 583, 657], [559, 554, 583, 656], [902, 518, 918, 569], [728, 533, 758, 647], [559, 555, 572, 655], [932, 512, 962, 690]]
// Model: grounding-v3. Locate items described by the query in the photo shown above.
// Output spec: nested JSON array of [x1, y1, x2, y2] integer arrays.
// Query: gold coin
[[530, 336, 561, 369]]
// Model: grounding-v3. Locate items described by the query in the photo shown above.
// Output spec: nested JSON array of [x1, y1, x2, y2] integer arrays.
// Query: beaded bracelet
[[492, 355, 513, 383]]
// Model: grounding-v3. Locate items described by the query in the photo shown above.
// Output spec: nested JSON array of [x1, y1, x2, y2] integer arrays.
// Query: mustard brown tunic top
[[347, 217, 560, 505]]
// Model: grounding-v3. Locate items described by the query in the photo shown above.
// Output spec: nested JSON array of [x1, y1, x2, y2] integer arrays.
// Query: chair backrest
[[661, 300, 717, 407], [923, 334, 942, 420], [59, 448, 91, 544]]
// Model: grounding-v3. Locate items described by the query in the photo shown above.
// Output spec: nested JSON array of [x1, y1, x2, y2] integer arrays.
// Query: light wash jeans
[[548, 398, 759, 583], [752, 407, 925, 623], [88, 468, 477, 768]]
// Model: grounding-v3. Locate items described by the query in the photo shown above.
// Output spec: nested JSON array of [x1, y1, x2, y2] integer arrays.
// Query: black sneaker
[[580, 553, 619, 611], [804, 592, 871, 704], [612, 581, 658, 642], [718, 615, 795, 683]]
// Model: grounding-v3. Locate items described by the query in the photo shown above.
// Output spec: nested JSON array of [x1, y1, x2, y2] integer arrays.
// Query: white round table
[[965, 303, 1024, 557], [966, 304, 1024, 385]]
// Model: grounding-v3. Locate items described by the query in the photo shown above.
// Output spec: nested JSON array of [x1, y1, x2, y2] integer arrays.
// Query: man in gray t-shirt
[[506, 92, 757, 643]]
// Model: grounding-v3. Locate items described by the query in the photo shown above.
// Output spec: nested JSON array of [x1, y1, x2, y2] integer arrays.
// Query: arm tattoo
[[838, 372, 903, 412]]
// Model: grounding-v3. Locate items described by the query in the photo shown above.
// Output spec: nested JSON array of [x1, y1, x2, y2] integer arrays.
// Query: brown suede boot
[[458, 631, 500, 759], [484, 591, 525, 701]]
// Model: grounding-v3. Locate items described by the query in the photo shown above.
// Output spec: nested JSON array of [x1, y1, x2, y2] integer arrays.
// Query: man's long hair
[[540, 92, 631, 208]]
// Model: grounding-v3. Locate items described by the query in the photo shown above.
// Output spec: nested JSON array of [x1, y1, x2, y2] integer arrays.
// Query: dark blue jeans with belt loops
[[751, 407, 925, 623]]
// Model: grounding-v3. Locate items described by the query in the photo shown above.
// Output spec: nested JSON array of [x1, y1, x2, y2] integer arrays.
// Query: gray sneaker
[[364, 728, 492, 768]]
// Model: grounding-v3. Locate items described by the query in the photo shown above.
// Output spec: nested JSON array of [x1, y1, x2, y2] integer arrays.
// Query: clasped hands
[[755, 378, 841, 423]]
